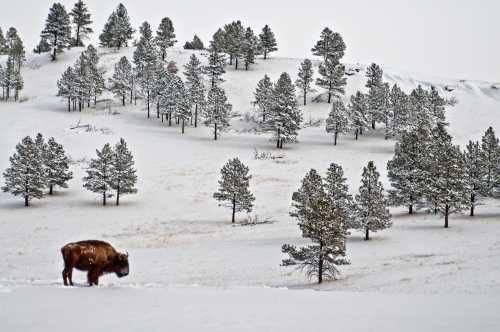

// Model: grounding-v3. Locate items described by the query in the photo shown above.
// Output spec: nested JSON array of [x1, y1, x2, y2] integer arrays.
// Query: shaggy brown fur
[[61, 240, 129, 286]]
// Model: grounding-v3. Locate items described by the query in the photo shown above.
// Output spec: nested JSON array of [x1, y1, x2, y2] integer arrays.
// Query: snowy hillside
[[1, 47, 500, 331]]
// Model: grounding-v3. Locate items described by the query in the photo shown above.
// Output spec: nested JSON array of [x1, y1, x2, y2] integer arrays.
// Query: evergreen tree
[[84, 45, 105, 105], [266, 72, 302, 148], [387, 126, 431, 214], [45, 137, 73, 195], [324, 163, 356, 229], [171, 77, 192, 134], [167, 60, 178, 74], [204, 46, 226, 88], [223, 21, 245, 69], [70, 0, 93, 47], [204, 85, 231, 140], [155, 17, 176, 61], [34, 36, 52, 54], [464, 140, 482, 216], [365, 63, 384, 129], [184, 35, 204, 50], [110, 138, 137, 205], [479, 127, 500, 197], [311, 27, 346, 63], [348, 91, 369, 140], [282, 169, 349, 284], [388, 84, 409, 136], [316, 60, 346, 103], [325, 99, 350, 145], [0, 27, 5, 54], [99, 3, 134, 49], [72, 52, 91, 110], [5, 27, 19, 49], [428, 86, 447, 126], [83, 143, 114, 206], [408, 85, 433, 131], [134, 21, 159, 118], [253, 74, 274, 123], [213, 158, 255, 223], [109, 56, 133, 106], [242, 27, 258, 70], [427, 124, 468, 227], [183, 54, 206, 127], [295, 59, 314, 106], [9, 36, 26, 72], [57, 66, 77, 111], [2, 136, 47, 206], [41, 2, 72, 61], [355, 161, 392, 240], [4, 55, 23, 101], [0, 64, 5, 100], [259, 24, 277, 60], [211, 28, 227, 52]]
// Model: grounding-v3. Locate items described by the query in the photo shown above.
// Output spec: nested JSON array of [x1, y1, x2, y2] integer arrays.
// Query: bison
[[61, 240, 129, 286]]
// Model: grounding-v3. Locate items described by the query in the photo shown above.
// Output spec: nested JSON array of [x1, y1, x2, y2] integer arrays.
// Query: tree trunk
[[444, 204, 449, 228], [334, 131, 338, 146], [231, 197, 236, 223], [303, 92, 307, 106], [365, 227, 370, 241], [122, 95, 125, 106], [470, 193, 475, 217], [327, 92, 332, 103], [116, 186, 120, 206], [194, 104, 198, 128], [182, 119, 185, 134], [103, 192, 106, 206], [318, 243, 323, 284], [214, 123, 218, 140], [24, 195, 29, 207], [409, 204, 413, 214], [169, 113, 172, 126], [147, 91, 150, 118], [52, 34, 57, 61], [49, 184, 53, 195], [235, 57, 239, 70], [157, 101, 160, 118], [276, 128, 281, 148], [372, 120, 376, 130], [264, 50, 267, 60], [355, 129, 359, 140], [76, 25, 81, 47], [229, 54, 233, 66], [68, 97, 71, 112]]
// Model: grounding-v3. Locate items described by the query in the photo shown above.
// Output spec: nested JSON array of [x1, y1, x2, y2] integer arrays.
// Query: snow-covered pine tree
[[171, 78, 192, 134], [426, 124, 468, 228], [282, 168, 349, 284], [57, 66, 77, 111], [41, 2, 72, 61], [259, 25, 277, 60], [348, 91, 369, 140], [387, 126, 431, 214], [311, 27, 346, 63], [184, 35, 205, 50], [388, 83, 409, 136], [9, 35, 26, 72], [0, 64, 5, 100], [365, 63, 385, 129], [479, 127, 500, 198], [253, 74, 274, 123], [355, 161, 392, 240], [134, 21, 159, 118], [266, 72, 302, 148], [70, 0, 93, 47], [167, 60, 178, 74], [110, 138, 137, 205], [213, 158, 255, 223], [183, 54, 206, 127], [464, 140, 482, 216], [325, 99, 350, 145], [0, 28, 5, 54], [83, 143, 114, 206], [109, 56, 133, 106], [34, 36, 52, 54], [225, 21, 245, 69], [324, 162, 356, 229], [5, 27, 19, 50], [204, 45, 226, 88], [428, 86, 447, 126], [84, 45, 105, 105], [155, 17, 176, 61], [73, 51, 91, 111], [4, 55, 23, 101], [204, 85, 232, 140], [407, 85, 432, 131], [316, 60, 346, 104], [295, 59, 314, 106], [2, 136, 47, 206], [44, 137, 73, 195], [99, 3, 134, 49], [380, 83, 393, 139], [242, 27, 258, 70]]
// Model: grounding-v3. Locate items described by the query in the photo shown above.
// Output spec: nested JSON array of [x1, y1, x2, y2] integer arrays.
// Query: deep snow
[[1, 47, 500, 331]]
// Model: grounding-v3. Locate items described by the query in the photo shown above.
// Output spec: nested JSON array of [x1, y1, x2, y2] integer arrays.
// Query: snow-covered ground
[[1, 47, 500, 331]]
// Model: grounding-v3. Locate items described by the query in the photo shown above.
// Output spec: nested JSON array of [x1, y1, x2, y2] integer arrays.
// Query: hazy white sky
[[0, 0, 497, 81]]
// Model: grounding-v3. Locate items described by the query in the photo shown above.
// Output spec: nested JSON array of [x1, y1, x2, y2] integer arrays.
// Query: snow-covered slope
[[1, 48, 500, 331]]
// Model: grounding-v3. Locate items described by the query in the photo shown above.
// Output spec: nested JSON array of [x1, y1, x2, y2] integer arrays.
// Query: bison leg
[[88, 267, 101, 286], [62, 267, 73, 286], [62, 269, 68, 286]]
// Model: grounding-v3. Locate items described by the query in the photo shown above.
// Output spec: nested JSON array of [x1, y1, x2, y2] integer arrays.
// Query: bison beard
[[61, 240, 129, 286]]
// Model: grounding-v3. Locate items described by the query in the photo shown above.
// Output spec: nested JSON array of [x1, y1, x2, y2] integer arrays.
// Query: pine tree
[[380, 83, 392, 139], [259, 25, 277, 60], [0, 64, 6, 100], [211, 28, 227, 52], [5, 27, 19, 49], [282, 168, 349, 284], [224, 21, 245, 69], [426, 124, 468, 228], [388, 84, 409, 136], [295, 59, 314, 106], [44, 137, 73, 195], [83, 143, 114, 206], [324, 163, 356, 229], [172, 78, 192, 134], [184, 54, 205, 127], [155, 17, 176, 61], [316, 60, 346, 103], [213, 158, 255, 223], [0, 27, 6, 54], [266, 72, 302, 148], [204, 85, 231, 140], [41, 3, 72, 61], [167, 60, 178, 74], [464, 140, 482, 216], [2, 136, 47, 206], [184, 35, 204, 50], [387, 126, 431, 214], [99, 3, 134, 49], [110, 138, 137, 205], [84, 45, 105, 105], [408, 85, 433, 131], [428, 86, 447, 126], [365, 63, 384, 129], [9, 36, 26, 72], [73, 51, 92, 110], [311, 27, 346, 63], [479, 127, 500, 198], [355, 161, 392, 240], [325, 99, 350, 145], [4, 55, 23, 101], [109, 56, 133, 106], [34, 36, 52, 54], [348, 91, 369, 140], [57, 67, 77, 111], [242, 27, 258, 70], [70, 0, 93, 47], [134, 21, 159, 118], [204, 46, 226, 88], [253, 74, 274, 123]]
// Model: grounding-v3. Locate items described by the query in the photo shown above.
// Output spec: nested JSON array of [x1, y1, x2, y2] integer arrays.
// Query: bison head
[[114, 252, 129, 278]]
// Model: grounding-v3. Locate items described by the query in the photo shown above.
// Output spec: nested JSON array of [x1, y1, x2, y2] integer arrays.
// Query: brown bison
[[61, 240, 129, 286]]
